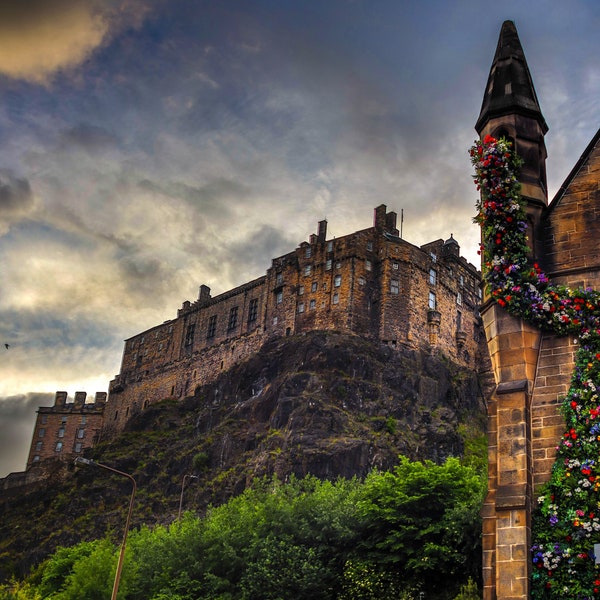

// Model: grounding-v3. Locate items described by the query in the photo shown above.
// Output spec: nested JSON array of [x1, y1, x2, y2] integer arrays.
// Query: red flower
[[483, 134, 496, 145]]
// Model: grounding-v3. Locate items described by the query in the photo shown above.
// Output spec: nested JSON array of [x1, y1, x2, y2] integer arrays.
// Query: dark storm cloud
[[0, 393, 54, 476]]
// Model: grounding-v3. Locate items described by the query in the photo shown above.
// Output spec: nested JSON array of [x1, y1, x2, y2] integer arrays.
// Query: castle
[[24, 203, 483, 465], [476, 21, 600, 600], [20, 20, 599, 599]]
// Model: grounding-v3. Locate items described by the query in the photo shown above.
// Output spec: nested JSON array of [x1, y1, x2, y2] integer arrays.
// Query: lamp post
[[74, 457, 136, 600], [178, 474, 198, 520]]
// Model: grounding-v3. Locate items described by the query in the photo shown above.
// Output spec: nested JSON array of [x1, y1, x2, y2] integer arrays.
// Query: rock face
[[0, 331, 489, 581], [125, 331, 488, 501]]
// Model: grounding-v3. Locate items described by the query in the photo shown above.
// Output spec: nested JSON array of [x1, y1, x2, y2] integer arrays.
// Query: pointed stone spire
[[475, 21, 549, 257], [476, 20, 548, 134]]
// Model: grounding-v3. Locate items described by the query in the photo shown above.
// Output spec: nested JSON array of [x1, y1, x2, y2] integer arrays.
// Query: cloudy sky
[[1, 0, 599, 477]]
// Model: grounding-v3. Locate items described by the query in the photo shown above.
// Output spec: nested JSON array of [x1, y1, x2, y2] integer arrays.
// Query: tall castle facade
[[25, 204, 483, 466], [477, 21, 600, 600], [104, 205, 482, 433]]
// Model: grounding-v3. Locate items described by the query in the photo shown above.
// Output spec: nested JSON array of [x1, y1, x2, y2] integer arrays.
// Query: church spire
[[476, 21, 549, 258], [476, 20, 547, 134]]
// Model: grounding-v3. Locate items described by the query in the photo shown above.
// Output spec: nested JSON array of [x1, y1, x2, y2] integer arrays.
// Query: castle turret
[[476, 20, 548, 257]]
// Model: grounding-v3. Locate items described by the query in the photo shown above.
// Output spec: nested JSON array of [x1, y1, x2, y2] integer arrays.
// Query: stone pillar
[[481, 302, 541, 600]]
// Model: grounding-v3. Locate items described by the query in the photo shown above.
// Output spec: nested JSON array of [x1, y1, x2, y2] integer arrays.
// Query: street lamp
[[74, 457, 136, 600], [178, 474, 198, 520]]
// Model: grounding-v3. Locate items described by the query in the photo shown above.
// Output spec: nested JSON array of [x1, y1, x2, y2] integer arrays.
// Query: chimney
[[385, 211, 399, 236], [94, 392, 107, 405], [374, 205, 387, 231], [198, 285, 211, 305], [317, 220, 327, 243]]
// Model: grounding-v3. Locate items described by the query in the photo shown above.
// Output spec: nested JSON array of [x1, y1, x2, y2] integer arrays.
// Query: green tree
[[356, 457, 485, 599]]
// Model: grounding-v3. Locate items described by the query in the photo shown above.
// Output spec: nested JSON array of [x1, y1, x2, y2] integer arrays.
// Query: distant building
[[26, 392, 106, 468], [102, 204, 483, 432]]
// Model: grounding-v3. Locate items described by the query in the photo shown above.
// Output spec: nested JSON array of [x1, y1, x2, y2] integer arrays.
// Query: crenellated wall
[[101, 204, 483, 435]]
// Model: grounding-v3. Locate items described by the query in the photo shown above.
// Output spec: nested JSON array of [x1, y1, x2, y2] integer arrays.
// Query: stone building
[[103, 204, 482, 433], [477, 21, 600, 600], [26, 392, 106, 468]]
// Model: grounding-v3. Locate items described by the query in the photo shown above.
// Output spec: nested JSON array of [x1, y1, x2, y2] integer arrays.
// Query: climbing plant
[[470, 135, 600, 598]]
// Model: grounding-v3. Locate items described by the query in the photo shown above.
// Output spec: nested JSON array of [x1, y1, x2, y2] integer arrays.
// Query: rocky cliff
[[0, 331, 489, 581]]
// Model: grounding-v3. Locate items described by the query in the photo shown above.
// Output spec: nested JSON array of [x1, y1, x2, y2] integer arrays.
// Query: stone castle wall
[[102, 204, 483, 435], [26, 392, 106, 468]]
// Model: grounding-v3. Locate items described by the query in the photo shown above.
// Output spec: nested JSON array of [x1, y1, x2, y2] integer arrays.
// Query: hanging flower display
[[470, 135, 600, 598]]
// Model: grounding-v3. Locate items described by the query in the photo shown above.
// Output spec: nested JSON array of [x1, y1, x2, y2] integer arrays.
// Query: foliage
[[5, 461, 484, 599], [453, 577, 480, 600], [470, 135, 600, 598], [356, 457, 485, 599]]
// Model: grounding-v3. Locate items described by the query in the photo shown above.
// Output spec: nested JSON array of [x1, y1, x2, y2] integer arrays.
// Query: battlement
[[102, 204, 484, 433], [26, 391, 107, 469]]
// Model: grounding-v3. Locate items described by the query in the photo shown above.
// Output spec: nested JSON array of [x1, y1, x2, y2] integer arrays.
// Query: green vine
[[470, 135, 600, 598]]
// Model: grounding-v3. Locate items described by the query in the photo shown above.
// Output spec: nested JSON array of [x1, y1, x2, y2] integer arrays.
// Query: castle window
[[392, 262, 399, 270], [276, 272, 283, 285], [58, 428, 65, 438], [248, 298, 259, 324], [276, 291, 283, 305], [428, 292, 436, 310], [457, 311, 462, 332], [457, 291, 463, 306], [367, 241, 373, 251], [39, 428, 45, 438], [304, 265, 312, 276], [298, 302, 305, 313], [228, 306, 239, 330], [358, 277, 366, 286], [390, 279, 399, 295], [207, 315, 217, 339], [41, 415, 47, 424], [327, 241, 333, 252], [311, 282, 318, 292], [298, 285, 304, 295], [430, 253, 437, 263], [74, 442, 82, 453], [429, 269, 437, 285], [478, 287, 483, 300], [32, 455, 39, 462], [61, 416, 67, 423], [306, 246, 312, 258], [35, 441, 42, 451], [55, 442, 63, 452], [365, 260, 372, 271], [309, 299, 316, 310], [459, 274, 464, 287], [185, 323, 196, 346], [336, 262, 341, 269], [333, 293, 339, 305], [77, 428, 85, 439], [272, 316, 278, 326], [325, 259, 332, 271], [81, 415, 86, 425], [334, 274, 342, 287]]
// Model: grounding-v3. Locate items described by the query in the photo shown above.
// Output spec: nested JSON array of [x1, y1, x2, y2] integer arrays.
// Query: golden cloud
[[0, 1, 109, 84]]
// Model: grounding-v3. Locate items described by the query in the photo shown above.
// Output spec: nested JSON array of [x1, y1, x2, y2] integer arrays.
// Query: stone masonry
[[102, 204, 482, 434]]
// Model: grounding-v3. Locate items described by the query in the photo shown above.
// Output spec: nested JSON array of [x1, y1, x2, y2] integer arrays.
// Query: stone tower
[[476, 21, 600, 600], [476, 21, 549, 600]]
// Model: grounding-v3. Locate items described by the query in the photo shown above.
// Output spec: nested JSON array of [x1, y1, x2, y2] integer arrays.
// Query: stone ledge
[[496, 483, 528, 510]]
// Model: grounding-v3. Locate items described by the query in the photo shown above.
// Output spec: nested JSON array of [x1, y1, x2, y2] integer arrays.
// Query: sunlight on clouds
[[0, 2, 109, 84]]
